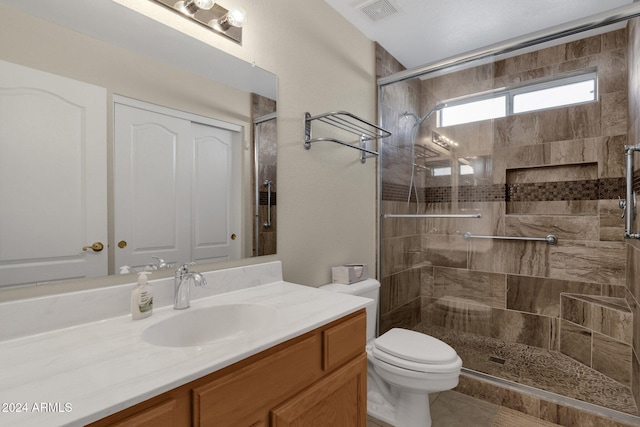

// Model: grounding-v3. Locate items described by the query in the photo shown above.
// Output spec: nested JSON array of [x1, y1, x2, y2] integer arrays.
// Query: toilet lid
[[373, 328, 458, 365]]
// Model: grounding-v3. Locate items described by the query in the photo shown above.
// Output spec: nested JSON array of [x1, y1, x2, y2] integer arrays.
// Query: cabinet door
[[192, 335, 322, 427], [270, 353, 367, 427], [110, 399, 178, 427], [86, 396, 191, 427]]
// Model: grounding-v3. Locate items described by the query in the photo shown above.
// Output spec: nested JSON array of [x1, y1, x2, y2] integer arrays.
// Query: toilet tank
[[319, 279, 380, 341]]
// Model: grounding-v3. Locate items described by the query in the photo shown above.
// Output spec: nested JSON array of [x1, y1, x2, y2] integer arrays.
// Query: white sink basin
[[142, 303, 278, 347]]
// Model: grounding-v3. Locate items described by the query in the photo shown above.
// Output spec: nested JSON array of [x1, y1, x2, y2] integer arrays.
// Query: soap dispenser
[[131, 271, 153, 320]]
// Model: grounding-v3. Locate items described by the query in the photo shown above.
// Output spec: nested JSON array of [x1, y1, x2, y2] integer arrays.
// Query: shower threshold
[[413, 323, 639, 418]]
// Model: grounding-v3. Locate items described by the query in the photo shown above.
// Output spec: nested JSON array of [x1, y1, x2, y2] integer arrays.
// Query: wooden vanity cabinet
[[87, 309, 366, 427]]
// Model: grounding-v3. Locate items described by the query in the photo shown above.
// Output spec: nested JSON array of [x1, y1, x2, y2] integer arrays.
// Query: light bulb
[[226, 6, 247, 27], [194, 0, 215, 10], [209, 5, 247, 31], [173, 0, 215, 16]]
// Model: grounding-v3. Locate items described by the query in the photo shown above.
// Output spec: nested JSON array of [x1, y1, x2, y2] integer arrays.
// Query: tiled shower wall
[[378, 25, 634, 393]]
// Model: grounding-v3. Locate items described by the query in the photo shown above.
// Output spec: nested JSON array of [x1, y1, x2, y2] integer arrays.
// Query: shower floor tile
[[413, 323, 639, 416]]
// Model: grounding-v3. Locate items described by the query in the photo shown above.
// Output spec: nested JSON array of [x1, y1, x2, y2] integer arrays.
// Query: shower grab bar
[[623, 144, 640, 239], [383, 214, 482, 219], [263, 180, 273, 228], [304, 111, 391, 163], [463, 232, 558, 245]]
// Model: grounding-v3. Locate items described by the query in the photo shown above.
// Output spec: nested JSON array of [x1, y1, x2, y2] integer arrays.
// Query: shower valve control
[[619, 197, 626, 218]]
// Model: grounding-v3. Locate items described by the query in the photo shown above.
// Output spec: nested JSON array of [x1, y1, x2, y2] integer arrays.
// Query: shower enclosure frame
[[376, 1, 640, 290], [376, 2, 640, 423]]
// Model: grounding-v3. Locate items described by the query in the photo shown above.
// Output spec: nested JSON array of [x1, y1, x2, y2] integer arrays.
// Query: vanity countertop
[[0, 280, 369, 426]]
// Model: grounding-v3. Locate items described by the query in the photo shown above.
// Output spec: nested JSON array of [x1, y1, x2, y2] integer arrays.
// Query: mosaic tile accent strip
[[634, 171, 640, 192], [600, 177, 627, 200], [258, 191, 277, 205], [381, 179, 625, 203], [508, 180, 600, 202], [381, 182, 430, 203], [458, 185, 507, 203], [424, 186, 455, 203]]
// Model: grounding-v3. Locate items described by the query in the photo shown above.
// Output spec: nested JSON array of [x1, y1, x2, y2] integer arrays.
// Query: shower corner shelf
[[304, 111, 391, 163]]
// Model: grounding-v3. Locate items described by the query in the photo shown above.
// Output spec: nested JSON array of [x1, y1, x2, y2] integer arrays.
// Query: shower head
[[417, 103, 446, 124], [402, 111, 420, 121]]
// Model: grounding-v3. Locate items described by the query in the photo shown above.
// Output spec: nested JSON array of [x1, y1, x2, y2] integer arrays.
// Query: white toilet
[[321, 279, 462, 427]]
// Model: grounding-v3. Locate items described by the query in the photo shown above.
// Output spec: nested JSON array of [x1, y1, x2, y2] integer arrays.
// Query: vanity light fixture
[[152, 0, 246, 44], [432, 131, 458, 151], [173, 0, 215, 16]]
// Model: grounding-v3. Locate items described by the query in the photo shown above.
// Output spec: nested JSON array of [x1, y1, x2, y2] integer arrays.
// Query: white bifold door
[[114, 98, 241, 272], [0, 60, 107, 287]]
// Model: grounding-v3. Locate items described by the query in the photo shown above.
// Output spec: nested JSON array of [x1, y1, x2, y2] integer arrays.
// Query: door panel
[[114, 104, 191, 271], [0, 60, 107, 286], [191, 122, 240, 264], [114, 100, 241, 271]]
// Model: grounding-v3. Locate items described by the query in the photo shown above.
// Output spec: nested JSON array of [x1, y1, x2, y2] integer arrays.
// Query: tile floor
[[413, 324, 638, 415], [366, 390, 562, 427]]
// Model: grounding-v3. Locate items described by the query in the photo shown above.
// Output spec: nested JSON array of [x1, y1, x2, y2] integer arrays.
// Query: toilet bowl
[[321, 280, 462, 427]]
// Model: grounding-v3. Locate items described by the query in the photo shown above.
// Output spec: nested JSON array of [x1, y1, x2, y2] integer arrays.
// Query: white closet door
[[114, 101, 241, 271], [114, 103, 191, 271], [0, 60, 107, 287], [191, 122, 241, 264]]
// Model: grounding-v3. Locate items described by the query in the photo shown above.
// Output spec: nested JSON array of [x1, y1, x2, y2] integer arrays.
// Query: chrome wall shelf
[[304, 111, 391, 163]]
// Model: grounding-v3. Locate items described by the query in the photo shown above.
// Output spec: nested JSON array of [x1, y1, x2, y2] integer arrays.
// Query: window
[[440, 96, 506, 127], [432, 166, 452, 176], [438, 71, 597, 127], [512, 78, 596, 113]]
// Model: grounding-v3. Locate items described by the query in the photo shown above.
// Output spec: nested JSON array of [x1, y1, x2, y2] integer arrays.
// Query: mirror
[[0, 0, 277, 289]]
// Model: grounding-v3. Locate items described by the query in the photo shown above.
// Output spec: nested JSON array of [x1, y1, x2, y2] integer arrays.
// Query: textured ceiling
[[324, 0, 633, 70]]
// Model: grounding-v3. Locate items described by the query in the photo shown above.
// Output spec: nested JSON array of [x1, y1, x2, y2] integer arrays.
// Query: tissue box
[[332, 264, 369, 284]]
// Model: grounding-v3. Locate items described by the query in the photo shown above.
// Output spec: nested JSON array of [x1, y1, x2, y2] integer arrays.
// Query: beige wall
[[242, 1, 378, 286], [164, 0, 379, 286], [0, 0, 377, 297]]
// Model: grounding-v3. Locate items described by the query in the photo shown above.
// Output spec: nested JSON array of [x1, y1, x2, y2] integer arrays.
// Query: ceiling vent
[[356, 0, 400, 22]]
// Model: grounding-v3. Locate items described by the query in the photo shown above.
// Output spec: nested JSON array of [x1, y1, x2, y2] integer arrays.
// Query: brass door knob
[[82, 242, 104, 252], [118, 240, 127, 249], [230, 234, 237, 240]]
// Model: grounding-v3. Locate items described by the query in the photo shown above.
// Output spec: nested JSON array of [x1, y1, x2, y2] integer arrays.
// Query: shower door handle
[[263, 180, 272, 228]]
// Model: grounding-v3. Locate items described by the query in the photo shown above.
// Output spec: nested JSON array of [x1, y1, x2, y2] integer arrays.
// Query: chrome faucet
[[150, 257, 169, 270], [174, 263, 207, 310]]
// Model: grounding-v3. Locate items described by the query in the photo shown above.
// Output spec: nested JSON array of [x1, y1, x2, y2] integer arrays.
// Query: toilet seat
[[371, 328, 461, 373]]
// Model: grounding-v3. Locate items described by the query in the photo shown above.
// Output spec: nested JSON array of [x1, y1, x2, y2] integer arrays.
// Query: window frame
[[437, 70, 598, 128]]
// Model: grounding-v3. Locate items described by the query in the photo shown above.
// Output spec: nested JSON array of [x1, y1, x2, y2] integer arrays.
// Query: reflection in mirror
[[0, 0, 277, 289], [252, 94, 277, 257]]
